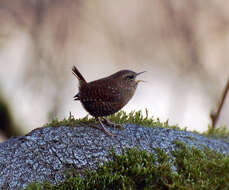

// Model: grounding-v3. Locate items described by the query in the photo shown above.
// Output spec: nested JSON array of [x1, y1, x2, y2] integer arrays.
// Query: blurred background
[[0, 0, 229, 142]]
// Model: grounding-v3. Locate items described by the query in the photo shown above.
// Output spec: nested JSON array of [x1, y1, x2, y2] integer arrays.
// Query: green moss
[[44, 110, 229, 139], [203, 125, 229, 139], [107, 109, 179, 129], [43, 112, 85, 128], [25, 142, 229, 190], [44, 109, 179, 130]]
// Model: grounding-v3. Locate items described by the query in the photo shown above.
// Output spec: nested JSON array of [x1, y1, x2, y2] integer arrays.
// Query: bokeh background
[[0, 0, 229, 142]]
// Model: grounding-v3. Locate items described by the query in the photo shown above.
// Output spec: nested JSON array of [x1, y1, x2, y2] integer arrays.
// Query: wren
[[72, 65, 145, 136]]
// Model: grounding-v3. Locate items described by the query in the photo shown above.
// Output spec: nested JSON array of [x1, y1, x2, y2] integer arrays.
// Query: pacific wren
[[72, 65, 145, 136]]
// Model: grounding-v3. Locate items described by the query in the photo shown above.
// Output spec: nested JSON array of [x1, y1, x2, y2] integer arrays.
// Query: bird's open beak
[[136, 71, 146, 76], [136, 80, 145, 83], [136, 71, 146, 83]]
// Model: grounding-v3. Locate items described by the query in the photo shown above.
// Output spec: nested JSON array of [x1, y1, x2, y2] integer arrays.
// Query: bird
[[72, 65, 145, 136]]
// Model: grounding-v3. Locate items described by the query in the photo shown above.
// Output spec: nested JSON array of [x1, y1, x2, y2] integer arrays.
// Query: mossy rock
[[0, 110, 228, 189], [26, 142, 229, 190]]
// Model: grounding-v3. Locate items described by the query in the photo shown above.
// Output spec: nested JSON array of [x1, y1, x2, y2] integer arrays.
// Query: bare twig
[[210, 79, 229, 128]]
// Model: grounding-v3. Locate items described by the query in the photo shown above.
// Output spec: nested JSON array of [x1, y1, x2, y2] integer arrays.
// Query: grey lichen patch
[[26, 142, 229, 190]]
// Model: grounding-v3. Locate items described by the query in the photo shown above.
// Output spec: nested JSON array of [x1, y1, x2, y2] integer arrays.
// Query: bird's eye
[[126, 74, 135, 80]]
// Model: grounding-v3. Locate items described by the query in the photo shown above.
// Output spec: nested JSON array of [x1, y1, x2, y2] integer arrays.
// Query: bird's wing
[[79, 82, 122, 102]]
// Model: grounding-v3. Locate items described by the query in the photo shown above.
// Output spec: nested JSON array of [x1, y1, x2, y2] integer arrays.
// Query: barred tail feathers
[[72, 66, 87, 83]]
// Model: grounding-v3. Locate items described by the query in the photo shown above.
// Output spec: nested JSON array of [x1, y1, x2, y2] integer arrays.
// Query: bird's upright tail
[[72, 65, 87, 84]]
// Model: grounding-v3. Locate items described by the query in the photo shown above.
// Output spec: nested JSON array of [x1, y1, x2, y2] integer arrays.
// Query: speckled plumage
[[72, 65, 144, 136]]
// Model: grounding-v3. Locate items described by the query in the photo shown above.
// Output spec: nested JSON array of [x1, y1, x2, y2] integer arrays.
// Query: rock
[[0, 124, 228, 189]]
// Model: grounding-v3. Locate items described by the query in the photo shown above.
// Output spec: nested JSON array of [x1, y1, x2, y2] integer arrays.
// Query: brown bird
[[72, 65, 145, 136]]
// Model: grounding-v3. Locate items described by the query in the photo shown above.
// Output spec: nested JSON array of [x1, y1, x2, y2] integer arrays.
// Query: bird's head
[[115, 70, 146, 88]]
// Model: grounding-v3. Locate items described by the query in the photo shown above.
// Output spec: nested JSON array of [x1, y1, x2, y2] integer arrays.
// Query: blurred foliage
[[0, 95, 22, 138], [0, 33, 5, 49], [26, 142, 229, 190], [0, 0, 229, 137]]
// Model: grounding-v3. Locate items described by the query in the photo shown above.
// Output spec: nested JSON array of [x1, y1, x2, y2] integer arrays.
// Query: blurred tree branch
[[210, 79, 229, 128]]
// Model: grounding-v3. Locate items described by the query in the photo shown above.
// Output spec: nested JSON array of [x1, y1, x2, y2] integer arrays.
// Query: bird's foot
[[96, 118, 117, 137], [102, 117, 122, 129]]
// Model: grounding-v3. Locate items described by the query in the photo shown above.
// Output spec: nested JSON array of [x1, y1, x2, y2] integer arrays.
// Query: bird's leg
[[102, 117, 121, 129], [96, 117, 117, 137]]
